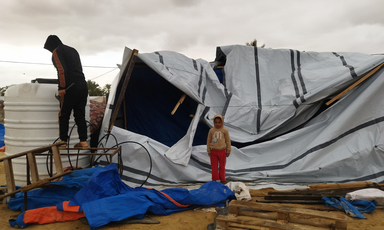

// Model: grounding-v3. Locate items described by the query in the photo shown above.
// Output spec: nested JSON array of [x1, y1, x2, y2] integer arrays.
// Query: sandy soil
[[0, 151, 383, 230]]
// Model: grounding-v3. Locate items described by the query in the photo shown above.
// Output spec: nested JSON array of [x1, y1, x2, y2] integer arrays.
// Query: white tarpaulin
[[99, 45, 384, 187]]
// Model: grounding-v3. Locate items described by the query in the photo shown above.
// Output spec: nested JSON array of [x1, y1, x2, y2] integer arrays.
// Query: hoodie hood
[[44, 35, 63, 52], [212, 114, 225, 122]]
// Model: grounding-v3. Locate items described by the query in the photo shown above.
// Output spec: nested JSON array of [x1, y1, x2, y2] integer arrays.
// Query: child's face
[[214, 118, 222, 129]]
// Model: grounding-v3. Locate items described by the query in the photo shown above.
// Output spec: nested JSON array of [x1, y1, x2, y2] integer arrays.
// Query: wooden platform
[[215, 200, 347, 230]]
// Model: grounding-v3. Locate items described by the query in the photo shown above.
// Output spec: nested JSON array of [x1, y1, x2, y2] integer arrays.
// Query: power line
[[90, 68, 119, 80], [0, 60, 116, 68]]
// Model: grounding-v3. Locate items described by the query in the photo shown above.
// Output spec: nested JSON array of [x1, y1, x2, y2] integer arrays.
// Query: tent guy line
[[0, 59, 116, 68]]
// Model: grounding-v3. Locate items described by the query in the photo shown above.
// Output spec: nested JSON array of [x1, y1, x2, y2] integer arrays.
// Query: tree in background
[[103, 84, 111, 96], [87, 80, 104, 96], [246, 39, 265, 48], [0, 86, 9, 96]]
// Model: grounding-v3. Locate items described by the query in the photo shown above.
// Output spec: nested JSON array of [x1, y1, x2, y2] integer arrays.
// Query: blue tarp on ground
[[0, 123, 4, 147], [322, 197, 377, 219], [8, 167, 99, 212], [70, 164, 236, 229], [9, 164, 236, 229]]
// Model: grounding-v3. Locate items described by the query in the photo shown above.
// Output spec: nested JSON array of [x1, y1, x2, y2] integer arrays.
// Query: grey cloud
[[1, 0, 384, 87], [170, 0, 203, 7]]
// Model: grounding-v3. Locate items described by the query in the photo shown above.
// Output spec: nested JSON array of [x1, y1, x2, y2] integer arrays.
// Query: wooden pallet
[[215, 200, 347, 230]]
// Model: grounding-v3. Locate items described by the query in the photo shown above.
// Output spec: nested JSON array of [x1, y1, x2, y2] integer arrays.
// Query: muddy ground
[[0, 151, 383, 230]]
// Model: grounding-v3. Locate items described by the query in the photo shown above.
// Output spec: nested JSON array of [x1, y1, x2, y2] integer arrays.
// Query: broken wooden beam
[[171, 94, 186, 115], [326, 62, 384, 106]]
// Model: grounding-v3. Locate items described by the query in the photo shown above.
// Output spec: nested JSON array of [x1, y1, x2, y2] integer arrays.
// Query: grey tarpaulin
[[99, 45, 384, 187]]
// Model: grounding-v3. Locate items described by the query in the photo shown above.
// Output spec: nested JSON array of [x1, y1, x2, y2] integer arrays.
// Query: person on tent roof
[[44, 35, 89, 149], [207, 114, 231, 183]]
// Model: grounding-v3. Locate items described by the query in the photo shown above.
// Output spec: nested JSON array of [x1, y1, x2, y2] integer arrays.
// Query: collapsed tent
[[98, 45, 384, 187]]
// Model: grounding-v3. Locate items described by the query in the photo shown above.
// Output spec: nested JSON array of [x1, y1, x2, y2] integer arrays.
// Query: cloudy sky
[[1, 0, 384, 88]]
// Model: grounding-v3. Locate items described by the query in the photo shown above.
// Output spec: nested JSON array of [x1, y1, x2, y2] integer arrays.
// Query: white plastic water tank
[[4, 83, 91, 186]]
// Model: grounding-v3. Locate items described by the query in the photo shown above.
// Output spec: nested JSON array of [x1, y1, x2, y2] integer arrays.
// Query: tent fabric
[[99, 46, 384, 187]]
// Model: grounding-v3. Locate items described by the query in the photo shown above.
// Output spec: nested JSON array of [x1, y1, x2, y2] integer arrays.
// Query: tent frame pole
[[109, 49, 138, 132]]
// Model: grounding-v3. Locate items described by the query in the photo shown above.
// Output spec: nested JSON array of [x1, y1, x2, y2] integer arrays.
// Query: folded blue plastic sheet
[[72, 164, 236, 229], [349, 199, 377, 213], [9, 164, 236, 229], [322, 197, 377, 219], [69, 164, 133, 209], [8, 167, 99, 211]]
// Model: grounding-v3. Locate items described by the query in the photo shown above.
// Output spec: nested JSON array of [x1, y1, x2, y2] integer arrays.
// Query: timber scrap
[[257, 182, 384, 205]]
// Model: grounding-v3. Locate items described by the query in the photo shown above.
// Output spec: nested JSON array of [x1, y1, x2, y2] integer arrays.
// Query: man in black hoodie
[[44, 35, 89, 149]]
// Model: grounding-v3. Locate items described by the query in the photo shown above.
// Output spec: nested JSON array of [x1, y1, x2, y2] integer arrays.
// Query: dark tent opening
[[113, 63, 210, 147]]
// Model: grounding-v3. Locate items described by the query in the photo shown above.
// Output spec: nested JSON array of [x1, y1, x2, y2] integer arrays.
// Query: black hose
[[47, 120, 94, 175], [46, 123, 153, 188], [103, 140, 152, 187]]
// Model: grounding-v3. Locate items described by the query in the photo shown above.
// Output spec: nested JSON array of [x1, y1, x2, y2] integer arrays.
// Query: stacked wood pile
[[215, 200, 347, 229], [214, 182, 384, 230], [259, 182, 384, 205]]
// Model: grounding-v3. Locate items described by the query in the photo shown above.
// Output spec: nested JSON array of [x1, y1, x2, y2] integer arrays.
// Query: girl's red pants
[[210, 149, 226, 181]]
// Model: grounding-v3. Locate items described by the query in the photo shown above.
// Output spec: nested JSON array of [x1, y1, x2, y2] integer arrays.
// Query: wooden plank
[[217, 215, 329, 230], [326, 62, 384, 106], [277, 212, 289, 223], [49, 171, 72, 180], [228, 203, 240, 215], [288, 216, 337, 229], [20, 171, 72, 193], [239, 209, 277, 220], [264, 195, 321, 200], [171, 94, 186, 115], [0, 142, 64, 162], [20, 179, 50, 193], [51, 146, 63, 174], [256, 200, 324, 204], [0, 188, 22, 201], [229, 201, 347, 223], [215, 214, 233, 229], [109, 49, 138, 132], [1, 171, 72, 200], [3, 159, 15, 203], [308, 182, 376, 190], [123, 97, 127, 129], [268, 186, 384, 196], [228, 223, 269, 230], [27, 152, 39, 183]]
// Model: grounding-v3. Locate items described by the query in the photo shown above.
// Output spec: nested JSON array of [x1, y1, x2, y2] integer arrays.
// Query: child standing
[[207, 114, 231, 183]]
